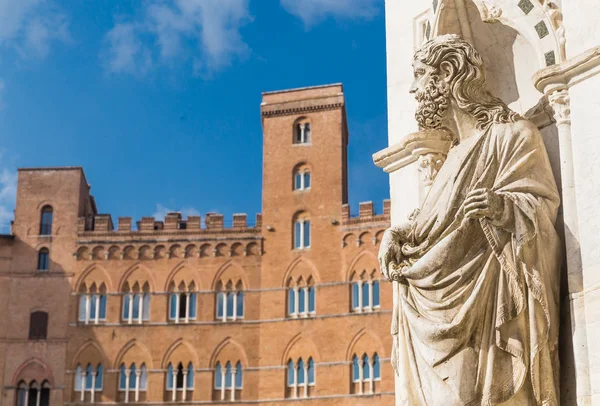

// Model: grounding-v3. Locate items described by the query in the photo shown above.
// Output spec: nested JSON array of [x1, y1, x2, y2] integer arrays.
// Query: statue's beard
[[415, 77, 449, 130]]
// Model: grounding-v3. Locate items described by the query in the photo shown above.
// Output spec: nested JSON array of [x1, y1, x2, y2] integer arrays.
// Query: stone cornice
[[372, 129, 453, 173], [261, 102, 343, 118], [533, 45, 600, 92]]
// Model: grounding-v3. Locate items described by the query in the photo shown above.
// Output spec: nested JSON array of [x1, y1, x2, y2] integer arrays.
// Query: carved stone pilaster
[[547, 88, 571, 125]]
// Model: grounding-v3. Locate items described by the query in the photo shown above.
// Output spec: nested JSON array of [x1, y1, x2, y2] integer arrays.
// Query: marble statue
[[378, 34, 560, 405]]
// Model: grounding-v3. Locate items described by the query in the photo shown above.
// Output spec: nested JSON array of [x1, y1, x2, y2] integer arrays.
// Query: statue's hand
[[378, 228, 403, 281], [463, 188, 504, 221]]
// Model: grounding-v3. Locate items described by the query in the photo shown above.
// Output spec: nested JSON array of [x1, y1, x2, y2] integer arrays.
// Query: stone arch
[[169, 244, 182, 258], [358, 231, 373, 246], [282, 257, 321, 287], [71, 340, 109, 369], [209, 337, 249, 368], [184, 244, 197, 258], [215, 243, 228, 257], [212, 261, 250, 290], [107, 245, 120, 260], [164, 262, 200, 291], [342, 233, 356, 248], [138, 245, 152, 260], [76, 246, 90, 261], [114, 339, 153, 369], [118, 263, 155, 292], [122, 245, 136, 260], [199, 243, 212, 258], [75, 264, 113, 292], [346, 251, 378, 281], [91, 246, 105, 260], [154, 245, 166, 260], [374, 230, 385, 244], [246, 242, 259, 256], [281, 333, 320, 365], [345, 328, 386, 361], [12, 358, 55, 386], [230, 243, 244, 257], [161, 339, 200, 369]]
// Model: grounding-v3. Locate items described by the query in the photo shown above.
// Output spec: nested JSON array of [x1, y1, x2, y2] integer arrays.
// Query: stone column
[[175, 292, 180, 324], [185, 292, 190, 323], [124, 370, 131, 403]]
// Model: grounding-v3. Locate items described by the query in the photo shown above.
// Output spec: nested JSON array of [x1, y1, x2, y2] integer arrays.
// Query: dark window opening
[[39, 206, 53, 235], [29, 311, 48, 340], [37, 249, 49, 271]]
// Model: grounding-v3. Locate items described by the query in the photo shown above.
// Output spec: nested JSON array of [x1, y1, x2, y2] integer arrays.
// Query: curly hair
[[414, 34, 520, 130]]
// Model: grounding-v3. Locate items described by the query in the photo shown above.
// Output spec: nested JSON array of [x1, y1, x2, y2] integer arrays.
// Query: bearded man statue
[[378, 34, 560, 405]]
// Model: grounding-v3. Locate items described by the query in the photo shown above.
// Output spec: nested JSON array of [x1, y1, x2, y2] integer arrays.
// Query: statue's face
[[410, 60, 450, 130]]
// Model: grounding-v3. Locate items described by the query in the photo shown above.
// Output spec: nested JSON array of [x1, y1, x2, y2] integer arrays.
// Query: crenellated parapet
[[340, 200, 390, 248], [75, 212, 264, 261]]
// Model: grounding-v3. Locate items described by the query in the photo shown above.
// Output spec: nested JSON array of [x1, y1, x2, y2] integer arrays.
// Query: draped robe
[[391, 119, 560, 406]]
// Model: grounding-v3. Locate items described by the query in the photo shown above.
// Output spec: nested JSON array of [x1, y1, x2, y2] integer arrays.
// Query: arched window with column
[[16, 381, 50, 406], [213, 360, 243, 401], [351, 352, 380, 395], [79, 283, 108, 324], [293, 118, 311, 144], [293, 164, 312, 191], [168, 282, 197, 324], [119, 363, 148, 403], [122, 282, 151, 325], [215, 280, 244, 322], [293, 213, 311, 250], [287, 276, 316, 318], [74, 363, 103, 402], [39, 206, 53, 235], [286, 357, 315, 399], [166, 362, 194, 401], [351, 270, 381, 313]]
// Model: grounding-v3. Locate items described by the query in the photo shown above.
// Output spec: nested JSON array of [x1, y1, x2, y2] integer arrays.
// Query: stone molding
[[372, 129, 453, 174], [533, 45, 600, 92]]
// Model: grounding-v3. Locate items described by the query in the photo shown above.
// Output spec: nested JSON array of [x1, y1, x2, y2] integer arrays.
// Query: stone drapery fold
[[391, 120, 560, 406]]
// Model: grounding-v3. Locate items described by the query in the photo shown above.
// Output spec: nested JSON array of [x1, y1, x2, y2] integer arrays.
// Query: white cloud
[[152, 204, 201, 220], [102, 0, 251, 77], [103, 23, 153, 76], [0, 168, 17, 232], [280, 0, 380, 27], [0, 0, 70, 59]]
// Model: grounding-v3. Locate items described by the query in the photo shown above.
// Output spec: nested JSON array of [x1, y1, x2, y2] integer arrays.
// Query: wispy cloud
[[0, 0, 71, 59], [152, 204, 201, 220], [280, 0, 380, 28], [0, 168, 17, 233], [102, 0, 252, 78]]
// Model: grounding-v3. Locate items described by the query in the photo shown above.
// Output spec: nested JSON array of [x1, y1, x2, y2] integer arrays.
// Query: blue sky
[[0, 0, 389, 231]]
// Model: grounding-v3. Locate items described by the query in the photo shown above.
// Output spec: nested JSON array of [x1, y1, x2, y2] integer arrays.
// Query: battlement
[[341, 200, 391, 229], [78, 212, 263, 237]]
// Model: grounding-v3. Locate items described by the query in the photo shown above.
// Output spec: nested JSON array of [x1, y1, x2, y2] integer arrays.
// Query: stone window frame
[[78, 282, 108, 325], [215, 280, 245, 322], [293, 117, 312, 145]]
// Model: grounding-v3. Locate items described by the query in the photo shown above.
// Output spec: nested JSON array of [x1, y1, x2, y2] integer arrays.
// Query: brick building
[[0, 84, 393, 405]]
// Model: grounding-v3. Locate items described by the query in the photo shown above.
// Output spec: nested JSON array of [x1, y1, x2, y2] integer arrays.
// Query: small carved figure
[[379, 35, 560, 405]]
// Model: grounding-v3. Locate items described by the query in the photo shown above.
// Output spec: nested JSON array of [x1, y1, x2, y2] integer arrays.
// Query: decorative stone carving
[[417, 152, 446, 186], [547, 88, 571, 125], [377, 35, 560, 405]]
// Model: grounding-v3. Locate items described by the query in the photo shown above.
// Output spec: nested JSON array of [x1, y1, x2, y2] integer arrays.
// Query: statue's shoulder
[[490, 117, 541, 146]]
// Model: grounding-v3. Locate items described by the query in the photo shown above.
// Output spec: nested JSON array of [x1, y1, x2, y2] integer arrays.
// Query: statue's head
[[411, 34, 519, 130]]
